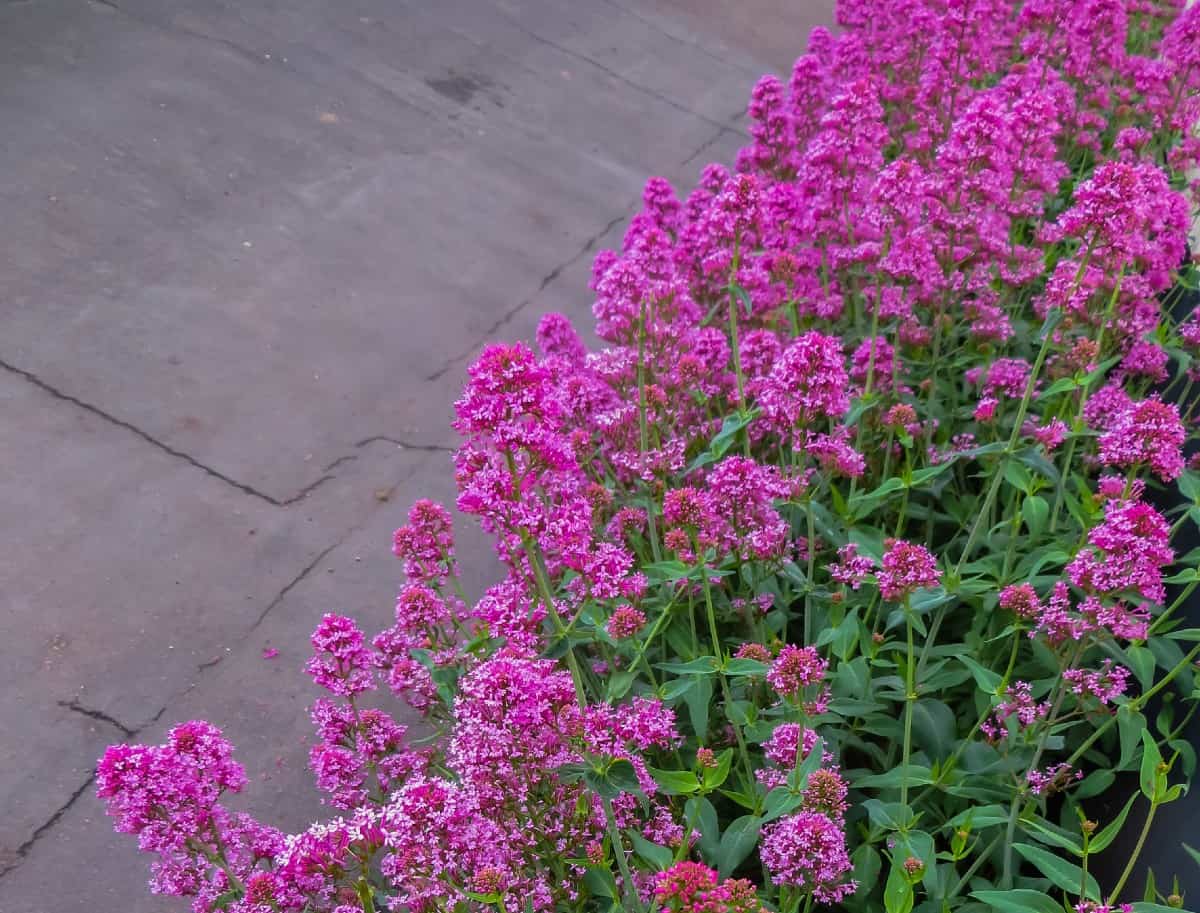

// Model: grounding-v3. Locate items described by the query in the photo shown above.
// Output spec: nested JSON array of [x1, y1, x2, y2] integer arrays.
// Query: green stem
[[700, 560, 758, 799], [1108, 800, 1157, 905], [602, 796, 646, 913], [1001, 642, 1084, 887], [636, 299, 663, 559], [1148, 580, 1200, 636], [1048, 430, 1078, 534], [804, 496, 817, 645], [920, 625, 1022, 799], [900, 596, 917, 811], [952, 304, 1061, 602], [356, 878, 377, 913], [947, 833, 1003, 900], [520, 530, 588, 708]]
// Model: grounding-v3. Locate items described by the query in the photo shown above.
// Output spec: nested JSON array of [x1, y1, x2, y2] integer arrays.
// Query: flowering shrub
[[98, 1, 1200, 912]]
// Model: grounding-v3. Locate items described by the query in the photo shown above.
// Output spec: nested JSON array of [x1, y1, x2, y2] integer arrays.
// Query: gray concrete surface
[[0, 1, 834, 910]]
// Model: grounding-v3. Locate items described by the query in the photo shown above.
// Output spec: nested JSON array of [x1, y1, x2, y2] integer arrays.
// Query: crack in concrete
[[497, 12, 748, 140], [681, 105, 749, 168], [0, 357, 434, 508], [56, 700, 136, 738], [355, 435, 455, 453], [0, 775, 96, 879], [594, 0, 764, 80], [425, 212, 628, 382], [86, 0, 273, 71], [0, 701, 172, 880], [0, 356, 323, 506], [420, 117, 745, 385], [249, 540, 341, 631]]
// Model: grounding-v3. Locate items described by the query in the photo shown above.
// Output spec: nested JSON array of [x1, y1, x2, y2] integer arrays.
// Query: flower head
[[878, 539, 940, 601], [760, 812, 856, 903]]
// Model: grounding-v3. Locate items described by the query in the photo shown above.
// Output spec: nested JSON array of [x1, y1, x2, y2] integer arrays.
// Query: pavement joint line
[[422, 114, 746, 386], [593, 0, 765, 80], [4, 504, 383, 877], [355, 435, 455, 452], [0, 355, 313, 505], [85, 0, 277, 73], [681, 105, 749, 168], [56, 700, 137, 739], [0, 776, 97, 880], [425, 211, 630, 382], [0, 702, 170, 880], [249, 540, 344, 631], [496, 9, 750, 140], [0, 356, 439, 508]]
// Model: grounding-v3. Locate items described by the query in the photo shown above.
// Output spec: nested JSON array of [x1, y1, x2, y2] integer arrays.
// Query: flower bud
[[903, 856, 925, 883]]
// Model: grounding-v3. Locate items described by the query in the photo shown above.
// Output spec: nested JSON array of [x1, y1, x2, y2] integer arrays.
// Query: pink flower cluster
[[760, 812, 856, 903], [98, 0, 1200, 908], [877, 539, 940, 602], [654, 861, 765, 913]]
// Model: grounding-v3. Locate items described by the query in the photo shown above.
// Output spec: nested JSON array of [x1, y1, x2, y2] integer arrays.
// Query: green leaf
[[608, 758, 641, 793], [1118, 705, 1148, 770], [1003, 460, 1034, 494], [723, 658, 769, 677], [584, 759, 642, 799], [661, 676, 696, 701], [959, 655, 1003, 693], [583, 867, 619, 900], [716, 815, 763, 877], [710, 410, 759, 458], [1014, 842, 1100, 899], [912, 460, 956, 484], [209, 890, 241, 911], [856, 765, 934, 789], [686, 796, 720, 861], [606, 668, 636, 701], [684, 675, 713, 740], [788, 736, 827, 792], [1015, 446, 1060, 483], [1040, 375, 1082, 399], [946, 804, 1010, 830], [911, 699, 957, 761], [851, 845, 882, 895], [643, 560, 696, 582], [1185, 843, 1200, 868], [972, 889, 1062, 913], [763, 786, 804, 823], [1141, 730, 1164, 801], [657, 656, 720, 675], [1075, 768, 1116, 799], [884, 857, 914, 913], [1090, 792, 1140, 853], [1164, 568, 1200, 584], [703, 749, 734, 791], [584, 767, 620, 800], [1037, 307, 1063, 339], [1178, 471, 1200, 502], [627, 831, 673, 870], [1126, 645, 1157, 691], [649, 767, 701, 795], [1023, 495, 1050, 538], [1025, 818, 1084, 856]]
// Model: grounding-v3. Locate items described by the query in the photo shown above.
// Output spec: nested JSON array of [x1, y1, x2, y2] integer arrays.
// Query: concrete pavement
[[0, 1, 834, 910]]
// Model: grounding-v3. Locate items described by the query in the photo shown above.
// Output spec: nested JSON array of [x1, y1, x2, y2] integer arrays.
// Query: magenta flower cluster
[[97, 0, 1200, 910]]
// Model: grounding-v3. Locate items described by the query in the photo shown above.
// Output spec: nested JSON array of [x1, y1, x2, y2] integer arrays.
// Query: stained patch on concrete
[[425, 70, 495, 106]]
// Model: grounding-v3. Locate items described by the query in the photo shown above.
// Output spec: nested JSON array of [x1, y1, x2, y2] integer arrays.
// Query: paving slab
[[0, 0, 834, 909]]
